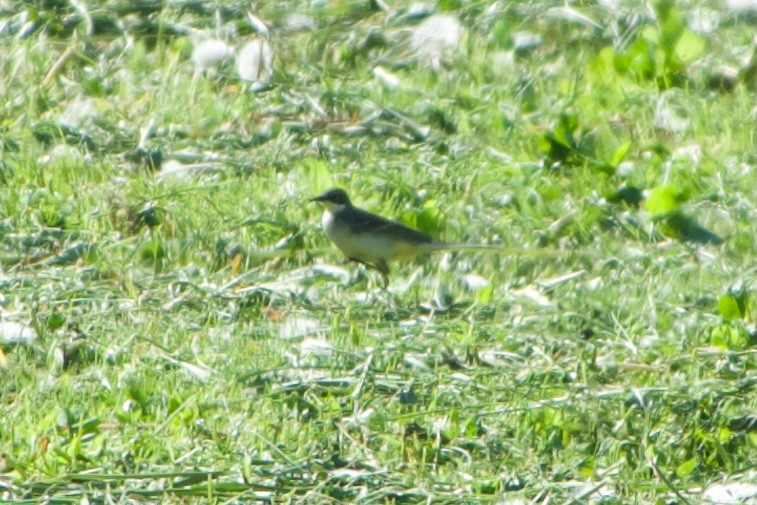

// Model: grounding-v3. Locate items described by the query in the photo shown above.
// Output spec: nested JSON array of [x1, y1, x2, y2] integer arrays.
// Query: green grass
[[2, 0, 757, 503]]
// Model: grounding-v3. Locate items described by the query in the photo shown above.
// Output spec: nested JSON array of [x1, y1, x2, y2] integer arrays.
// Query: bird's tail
[[424, 243, 584, 261], [423, 242, 503, 253]]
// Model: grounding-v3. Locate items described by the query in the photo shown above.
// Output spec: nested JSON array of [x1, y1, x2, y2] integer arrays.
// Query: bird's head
[[310, 188, 352, 212]]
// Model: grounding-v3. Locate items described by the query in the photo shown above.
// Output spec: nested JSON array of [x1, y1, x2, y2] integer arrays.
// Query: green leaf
[[676, 457, 697, 478], [614, 36, 658, 80], [710, 323, 750, 350], [540, 113, 580, 162], [719, 294, 744, 321], [610, 140, 632, 167], [719, 289, 750, 321], [674, 29, 705, 64], [641, 24, 662, 46], [476, 282, 494, 304], [645, 185, 680, 216], [438, 0, 463, 10], [415, 200, 444, 234], [658, 2, 684, 50]]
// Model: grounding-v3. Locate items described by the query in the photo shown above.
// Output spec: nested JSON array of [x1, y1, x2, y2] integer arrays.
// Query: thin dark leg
[[347, 257, 390, 288], [375, 260, 390, 288]]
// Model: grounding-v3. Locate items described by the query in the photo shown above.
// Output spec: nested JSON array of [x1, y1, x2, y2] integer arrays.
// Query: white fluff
[[411, 14, 462, 67], [236, 39, 273, 83], [191, 39, 234, 70]]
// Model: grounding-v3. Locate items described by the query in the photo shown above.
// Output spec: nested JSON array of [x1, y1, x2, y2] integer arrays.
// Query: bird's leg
[[370, 261, 397, 309], [346, 257, 390, 288], [344, 257, 367, 285], [375, 260, 390, 289]]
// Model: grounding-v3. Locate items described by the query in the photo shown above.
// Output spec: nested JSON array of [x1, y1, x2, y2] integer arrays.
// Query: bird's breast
[[322, 209, 351, 250], [321, 209, 333, 232]]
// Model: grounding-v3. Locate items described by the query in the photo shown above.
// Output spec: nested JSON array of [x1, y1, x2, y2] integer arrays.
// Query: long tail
[[422, 243, 586, 260], [423, 242, 503, 252]]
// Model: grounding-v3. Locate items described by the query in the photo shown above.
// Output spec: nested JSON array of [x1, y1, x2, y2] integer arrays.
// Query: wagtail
[[311, 188, 493, 284]]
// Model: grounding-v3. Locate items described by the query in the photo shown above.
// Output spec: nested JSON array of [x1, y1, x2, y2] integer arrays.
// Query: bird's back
[[344, 206, 433, 244], [326, 205, 434, 263]]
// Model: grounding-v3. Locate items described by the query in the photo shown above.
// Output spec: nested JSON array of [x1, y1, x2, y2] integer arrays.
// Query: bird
[[311, 187, 494, 285]]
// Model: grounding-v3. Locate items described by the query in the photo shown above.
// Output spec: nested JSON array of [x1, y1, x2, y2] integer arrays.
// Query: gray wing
[[343, 207, 433, 245]]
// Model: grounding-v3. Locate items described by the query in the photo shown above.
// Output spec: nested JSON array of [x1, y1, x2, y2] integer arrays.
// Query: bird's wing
[[344, 207, 433, 244]]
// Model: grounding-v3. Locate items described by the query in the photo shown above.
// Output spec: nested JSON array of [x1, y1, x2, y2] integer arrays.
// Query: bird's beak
[[310, 193, 327, 202]]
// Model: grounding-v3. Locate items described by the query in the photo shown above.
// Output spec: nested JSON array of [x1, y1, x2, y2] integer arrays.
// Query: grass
[[1, 0, 757, 503]]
